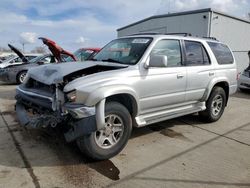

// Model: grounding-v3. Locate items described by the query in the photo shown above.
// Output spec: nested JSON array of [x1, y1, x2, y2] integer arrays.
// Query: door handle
[[177, 74, 184, 79], [209, 72, 215, 76]]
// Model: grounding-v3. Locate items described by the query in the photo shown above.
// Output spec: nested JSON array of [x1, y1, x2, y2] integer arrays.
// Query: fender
[[201, 76, 230, 101], [76, 85, 140, 130]]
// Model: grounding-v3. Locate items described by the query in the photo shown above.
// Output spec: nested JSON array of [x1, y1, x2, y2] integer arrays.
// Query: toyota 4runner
[[15, 34, 237, 160]]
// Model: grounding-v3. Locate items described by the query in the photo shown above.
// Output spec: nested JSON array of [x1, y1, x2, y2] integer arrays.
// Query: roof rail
[[203, 36, 218, 41], [130, 32, 161, 36], [129, 32, 192, 37], [165, 33, 192, 36]]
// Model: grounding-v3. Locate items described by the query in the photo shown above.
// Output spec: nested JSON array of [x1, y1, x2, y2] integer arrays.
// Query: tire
[[199, 86, 226, 123], [77, 102, 132, 160], [17, 71, 27, 84]]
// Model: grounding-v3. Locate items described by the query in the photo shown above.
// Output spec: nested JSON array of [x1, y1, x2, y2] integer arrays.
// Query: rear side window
[[184, 41, 210, 66], [207, 42, 234, 64]]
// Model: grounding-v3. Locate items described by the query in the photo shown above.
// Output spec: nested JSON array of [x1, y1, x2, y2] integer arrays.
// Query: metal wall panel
[[211, 12, 250, 72], [118, 12, 210, 37]]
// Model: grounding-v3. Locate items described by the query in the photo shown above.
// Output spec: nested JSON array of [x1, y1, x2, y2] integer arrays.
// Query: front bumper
[[15, 101, 97, 142], [238, 74, 250, 89], [15, 85, 105, 142]]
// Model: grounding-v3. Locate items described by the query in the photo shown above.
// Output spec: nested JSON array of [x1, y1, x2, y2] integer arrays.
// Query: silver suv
[[15, 34, 237, 160]]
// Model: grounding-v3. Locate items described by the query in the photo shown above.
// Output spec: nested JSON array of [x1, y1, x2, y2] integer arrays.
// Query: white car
[[238, 69, 250, 90]]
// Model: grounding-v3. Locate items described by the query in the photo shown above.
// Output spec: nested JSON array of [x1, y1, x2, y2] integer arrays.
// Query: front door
[[138, 39, 187, 114]]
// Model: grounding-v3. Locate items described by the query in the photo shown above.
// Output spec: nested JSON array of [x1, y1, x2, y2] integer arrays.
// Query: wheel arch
[[205, 81, 229, 106], [106, 93, 138, 119]]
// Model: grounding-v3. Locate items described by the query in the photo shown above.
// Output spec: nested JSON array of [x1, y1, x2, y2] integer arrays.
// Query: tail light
[[236, 72, 241, 80]]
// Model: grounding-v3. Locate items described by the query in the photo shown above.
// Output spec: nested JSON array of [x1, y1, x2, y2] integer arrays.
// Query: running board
[[135, 102, 206, 127]]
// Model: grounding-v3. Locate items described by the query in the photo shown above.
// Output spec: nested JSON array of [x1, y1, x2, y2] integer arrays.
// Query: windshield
[[93, 37, 152, 65], [2, 55, 16, 63], [75, 49, 94, 61], [29, 55, 43, 63], [65, 49, 95, 62]]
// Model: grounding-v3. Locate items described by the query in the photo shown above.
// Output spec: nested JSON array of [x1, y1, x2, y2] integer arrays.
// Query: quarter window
[[207, 42, 234, 64], [184, 41, 210, 66], [151, 40, 182, 67]]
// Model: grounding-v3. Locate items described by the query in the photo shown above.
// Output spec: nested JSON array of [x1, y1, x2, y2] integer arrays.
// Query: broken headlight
[[66, 90, 76, 102]]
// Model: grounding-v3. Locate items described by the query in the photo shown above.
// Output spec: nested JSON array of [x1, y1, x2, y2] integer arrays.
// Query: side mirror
[[145, 55, 168, 68]]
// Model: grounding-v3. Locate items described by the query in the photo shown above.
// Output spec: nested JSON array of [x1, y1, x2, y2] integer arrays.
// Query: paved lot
[[0, 83, 250, 188]]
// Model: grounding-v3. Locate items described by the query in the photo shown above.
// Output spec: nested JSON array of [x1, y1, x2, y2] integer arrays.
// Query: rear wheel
[[199, 86, 226, 122], [17, 71, 27, 84], [77, 102, 132, 160]]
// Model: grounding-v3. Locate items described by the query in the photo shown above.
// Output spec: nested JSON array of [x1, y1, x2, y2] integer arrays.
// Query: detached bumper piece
[[64, 116, 97, 142], [16, 101, 98, 142], [15, 102, 61, 128]]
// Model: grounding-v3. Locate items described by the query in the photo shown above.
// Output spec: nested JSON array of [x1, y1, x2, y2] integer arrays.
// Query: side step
[[135, 102, 206, 127]]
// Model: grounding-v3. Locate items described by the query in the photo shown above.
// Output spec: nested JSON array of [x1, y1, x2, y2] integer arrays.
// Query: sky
[[0, 0, 249, 52]]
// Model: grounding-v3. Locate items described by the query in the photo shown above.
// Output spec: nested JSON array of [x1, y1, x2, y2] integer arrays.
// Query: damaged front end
[[15, 61, 126, 142], [15, 78, 98, 142]]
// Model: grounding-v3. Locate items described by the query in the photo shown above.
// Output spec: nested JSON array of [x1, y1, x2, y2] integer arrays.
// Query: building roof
[[117, 8, 250, 31]]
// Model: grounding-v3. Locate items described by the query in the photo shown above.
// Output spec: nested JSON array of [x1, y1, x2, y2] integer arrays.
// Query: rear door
[[183, 40, 214, 102]]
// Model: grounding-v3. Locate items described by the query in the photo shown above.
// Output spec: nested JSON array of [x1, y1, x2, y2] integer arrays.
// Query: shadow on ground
[[0, 108, 203, 182]]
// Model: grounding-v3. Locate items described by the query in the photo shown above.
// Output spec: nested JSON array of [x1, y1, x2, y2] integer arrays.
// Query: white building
[[117, 8, 250, 72]]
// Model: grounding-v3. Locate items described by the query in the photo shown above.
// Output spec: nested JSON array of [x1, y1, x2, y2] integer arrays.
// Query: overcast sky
[[0, 0, 249, 52]]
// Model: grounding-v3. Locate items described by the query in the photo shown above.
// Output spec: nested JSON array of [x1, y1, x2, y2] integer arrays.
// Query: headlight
[[66, 90, 76, 102]]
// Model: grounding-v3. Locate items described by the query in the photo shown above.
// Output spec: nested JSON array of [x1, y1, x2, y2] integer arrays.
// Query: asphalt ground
[[0, 83, 250, 188]]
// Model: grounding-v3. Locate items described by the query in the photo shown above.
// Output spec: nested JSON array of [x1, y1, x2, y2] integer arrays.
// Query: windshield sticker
[[132, 39, 150, 44]]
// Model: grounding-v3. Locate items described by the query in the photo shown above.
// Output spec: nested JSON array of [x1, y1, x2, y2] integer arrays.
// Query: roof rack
[[130, 32, 161, 36], [130, 32, 192, 37], [165, 33, 192, 36], [203, 36, 218, 41]]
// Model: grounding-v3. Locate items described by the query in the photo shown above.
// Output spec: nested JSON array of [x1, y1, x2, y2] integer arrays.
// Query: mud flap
[[64, 116, 97, 142]]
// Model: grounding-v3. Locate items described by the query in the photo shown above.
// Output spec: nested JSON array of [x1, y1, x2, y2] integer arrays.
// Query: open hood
[[39, 37, 77, 62], [27, 61, 128, 85], [8, 44, 28, 63]]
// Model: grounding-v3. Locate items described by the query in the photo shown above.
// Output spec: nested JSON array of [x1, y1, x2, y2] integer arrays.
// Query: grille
[[26, 78, 55, 94]]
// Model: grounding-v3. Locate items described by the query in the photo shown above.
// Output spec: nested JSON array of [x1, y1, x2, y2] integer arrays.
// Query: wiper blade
[[101, 58, 122, 64]]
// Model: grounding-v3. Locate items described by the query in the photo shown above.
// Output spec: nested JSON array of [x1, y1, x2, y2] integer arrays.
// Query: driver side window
[[151, 40, 182, 67]]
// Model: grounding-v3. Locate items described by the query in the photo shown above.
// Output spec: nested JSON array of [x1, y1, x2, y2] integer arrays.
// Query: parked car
[[238, 51, 250, 91], [0, 39, 77, 84], [15, 34, 237, 160], [73, 48, 101, 61], [39, 37, 77, 62], [238, 68, 250, 91], [0, 46, 39, 69]]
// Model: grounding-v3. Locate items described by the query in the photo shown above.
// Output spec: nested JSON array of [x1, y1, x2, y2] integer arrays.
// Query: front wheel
[[17, 71, 27, 84], [77, 102, 132, 160], [199, 86, 226, 122]]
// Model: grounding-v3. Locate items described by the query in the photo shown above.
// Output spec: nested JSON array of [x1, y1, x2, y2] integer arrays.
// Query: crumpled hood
[[27, 61, 128, 85]]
